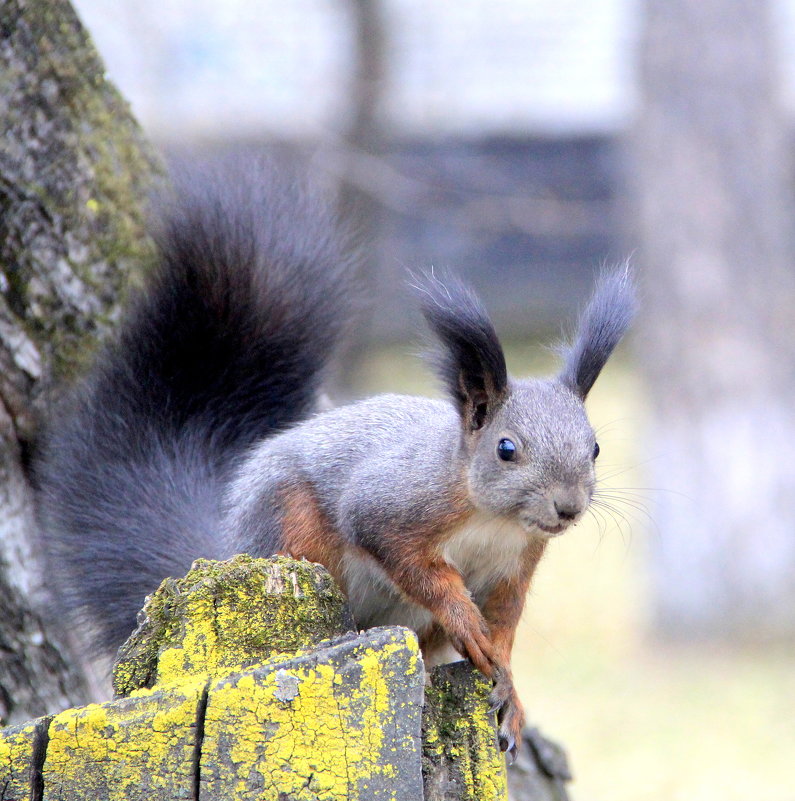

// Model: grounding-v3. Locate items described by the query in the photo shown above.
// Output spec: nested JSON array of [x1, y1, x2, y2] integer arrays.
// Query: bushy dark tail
[[35, 161, 356, 653]]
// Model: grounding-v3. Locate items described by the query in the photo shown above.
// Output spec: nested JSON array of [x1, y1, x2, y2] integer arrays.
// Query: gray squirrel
[[35, 161, 635, 757]]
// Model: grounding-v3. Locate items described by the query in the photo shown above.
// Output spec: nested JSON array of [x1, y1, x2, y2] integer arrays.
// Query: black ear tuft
[[559, 265, 636, 399], [414, 272, 508, 430]]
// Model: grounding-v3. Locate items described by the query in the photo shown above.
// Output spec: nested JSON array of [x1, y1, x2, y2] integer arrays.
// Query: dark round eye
[[497, 438, 517, 462], [593, 441, 600, 460]]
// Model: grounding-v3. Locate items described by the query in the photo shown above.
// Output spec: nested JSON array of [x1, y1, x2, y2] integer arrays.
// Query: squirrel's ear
[[559, 265, 636, 399], [416, 273, 508, 431]]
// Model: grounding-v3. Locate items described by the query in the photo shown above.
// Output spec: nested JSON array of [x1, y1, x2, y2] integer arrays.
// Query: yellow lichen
[[0, 718, 44, 798], [43, 679, 206, 800], [114, 555, 352, 695], [200, 631, 422, 800]]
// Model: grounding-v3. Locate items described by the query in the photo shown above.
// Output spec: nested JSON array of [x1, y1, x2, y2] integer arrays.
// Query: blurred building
[[72, 0, 640, 139], [69, 0, 795, 337]]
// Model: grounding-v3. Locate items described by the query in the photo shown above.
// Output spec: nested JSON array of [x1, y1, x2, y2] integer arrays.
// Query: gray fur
[[559, 265, 636, 399], [37, 157, 633, 662], [226, 264, 634, 633], [227, 380, 599, 563], [462, 379, 597, 530], [34, 159, 357, 652], [224, 395, 465, 555]]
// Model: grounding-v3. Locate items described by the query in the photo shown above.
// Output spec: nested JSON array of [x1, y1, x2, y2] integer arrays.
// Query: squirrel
[[34, 160, 635, 757]]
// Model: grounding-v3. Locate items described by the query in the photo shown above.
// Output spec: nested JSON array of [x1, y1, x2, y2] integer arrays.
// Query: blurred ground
[[351, 342, 795, 801]]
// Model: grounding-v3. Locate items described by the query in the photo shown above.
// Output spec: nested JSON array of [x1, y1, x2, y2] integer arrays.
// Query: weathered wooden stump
[[1, 555, 571, 800]]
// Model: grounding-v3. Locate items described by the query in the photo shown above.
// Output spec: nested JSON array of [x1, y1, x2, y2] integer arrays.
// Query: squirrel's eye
[[497, 438, 517, 462], [593, 441, 600, 460]]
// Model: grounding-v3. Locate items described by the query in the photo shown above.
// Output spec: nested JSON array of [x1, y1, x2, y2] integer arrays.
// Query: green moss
[[1, 0, 164, 384], [113, 555, 354, 696], [422, 663, 508, 800]]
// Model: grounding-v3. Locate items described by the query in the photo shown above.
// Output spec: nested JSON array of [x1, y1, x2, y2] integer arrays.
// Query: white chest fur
[[439, 511, 529, 603], [340, 511, 529, 632]]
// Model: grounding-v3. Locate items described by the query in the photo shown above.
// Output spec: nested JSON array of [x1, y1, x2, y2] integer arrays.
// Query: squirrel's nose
[[553, 501, 579, 521], [552, 491, 585, 522]]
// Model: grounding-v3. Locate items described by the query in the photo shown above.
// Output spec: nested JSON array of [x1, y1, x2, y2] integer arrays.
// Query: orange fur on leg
[[277, 482, 347, 590], [480, 537, 547, 753]]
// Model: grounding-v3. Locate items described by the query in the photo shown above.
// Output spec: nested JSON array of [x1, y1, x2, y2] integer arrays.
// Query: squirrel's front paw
[[448, 625, 497, 679], [497, 701, 525, 761], [488, 671, 525, 761], [487, 666, 513, 712]]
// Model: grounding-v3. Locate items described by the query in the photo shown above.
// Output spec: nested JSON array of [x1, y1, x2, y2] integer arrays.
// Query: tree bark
[[0, 0, 162, 723], [634, 0, 795, 640]]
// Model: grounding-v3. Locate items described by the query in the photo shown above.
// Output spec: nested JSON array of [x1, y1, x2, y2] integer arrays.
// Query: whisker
[[593, 417, 643, 439], [590, 496, 661, 540], [592, 493, 653, 517], [589, 502, 633, 548], [593, 490, 659, 521], [600, 485, 697, 503], [585, 506, 610, 549]]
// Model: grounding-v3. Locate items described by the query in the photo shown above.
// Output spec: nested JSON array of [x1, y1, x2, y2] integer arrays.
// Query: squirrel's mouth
[[517, 514, 571, 538], [536, 522, 566, 536]]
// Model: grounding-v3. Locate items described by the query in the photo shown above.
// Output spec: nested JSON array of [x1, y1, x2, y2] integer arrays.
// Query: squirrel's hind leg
[[269, 481, 348, 586]]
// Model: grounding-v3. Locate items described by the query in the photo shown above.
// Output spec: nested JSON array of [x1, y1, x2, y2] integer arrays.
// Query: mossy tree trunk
[[0, 0, 162, 723]]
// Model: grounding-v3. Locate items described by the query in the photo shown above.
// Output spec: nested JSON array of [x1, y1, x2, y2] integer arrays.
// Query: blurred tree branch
[[318, 138, 614, 238]]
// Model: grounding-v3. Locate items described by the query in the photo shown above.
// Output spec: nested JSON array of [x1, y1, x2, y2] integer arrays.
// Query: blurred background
[[70, 1, 795, 799]]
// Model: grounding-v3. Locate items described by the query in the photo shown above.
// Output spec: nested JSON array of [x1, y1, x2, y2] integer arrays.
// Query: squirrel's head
[[418, 268, 635, 538]]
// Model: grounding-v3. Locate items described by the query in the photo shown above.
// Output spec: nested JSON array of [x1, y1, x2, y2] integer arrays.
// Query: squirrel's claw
[[488, 666, 514, 712], [487, 682, 506, 713], [498, 731, 518, 762], [495, 686, 525, 760]]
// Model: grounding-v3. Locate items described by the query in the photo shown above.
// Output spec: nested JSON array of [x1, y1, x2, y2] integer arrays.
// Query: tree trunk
[[634, 0, 795, 640], [325, 0, 388, 397], [0, 0, 162, 723]]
